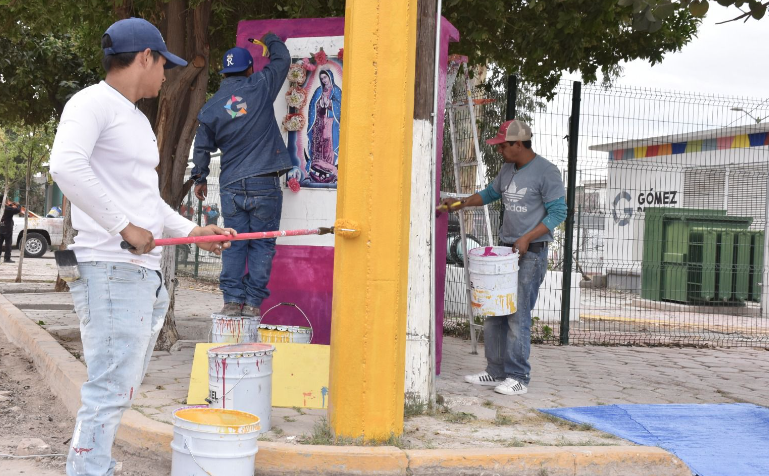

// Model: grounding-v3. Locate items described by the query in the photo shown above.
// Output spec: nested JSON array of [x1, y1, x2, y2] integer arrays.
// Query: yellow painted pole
[[327, 0, 419, 439]]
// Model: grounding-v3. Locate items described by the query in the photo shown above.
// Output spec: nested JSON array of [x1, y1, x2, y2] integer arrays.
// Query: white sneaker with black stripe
[[464, 371, 503, 387], [494, 378, 528, 395]]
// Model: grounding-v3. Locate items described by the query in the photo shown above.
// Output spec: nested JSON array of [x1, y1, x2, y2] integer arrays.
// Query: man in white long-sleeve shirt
[[50, 18, 236, 476]]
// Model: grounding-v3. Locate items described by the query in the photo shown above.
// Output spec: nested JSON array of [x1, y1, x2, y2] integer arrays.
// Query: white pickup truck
[[11, 211, 63, 258]]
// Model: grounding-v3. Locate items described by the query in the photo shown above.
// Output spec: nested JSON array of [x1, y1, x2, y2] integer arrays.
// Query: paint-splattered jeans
[[66, 262, 168, 476], [484, 246, 548, 385], [219, 176, 283, 308]]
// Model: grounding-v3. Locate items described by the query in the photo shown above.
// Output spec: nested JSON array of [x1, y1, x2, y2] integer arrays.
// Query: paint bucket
[[209, 314, 259, 344], [171, 407, 260, 476], [207, 343, 275, 434], [256, 302, 313, 344], [257, 324, 312, 344], [468, 246, 519, 317]]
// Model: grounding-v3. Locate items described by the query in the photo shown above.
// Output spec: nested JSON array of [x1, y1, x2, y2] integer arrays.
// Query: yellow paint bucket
[[256, 302, 313, 343], [171, 407, 260, 476]]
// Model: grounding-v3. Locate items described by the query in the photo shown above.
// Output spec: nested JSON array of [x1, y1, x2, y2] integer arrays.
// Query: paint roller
[[119, 219, 361, 250]]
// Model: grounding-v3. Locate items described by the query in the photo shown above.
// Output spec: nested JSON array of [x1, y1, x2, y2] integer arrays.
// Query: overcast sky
[[567, 5, 768, 101]]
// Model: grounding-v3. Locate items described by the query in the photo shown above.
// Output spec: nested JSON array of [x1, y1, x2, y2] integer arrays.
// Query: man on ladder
[[439, 119, 566, 396]]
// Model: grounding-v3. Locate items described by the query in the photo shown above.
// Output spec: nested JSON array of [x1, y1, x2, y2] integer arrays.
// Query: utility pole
[[405, 0, 440, 410], [327, 0, 420, 440]]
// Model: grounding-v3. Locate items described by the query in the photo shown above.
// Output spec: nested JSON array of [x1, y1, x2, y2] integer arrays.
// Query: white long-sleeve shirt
[[50, 81, 196, 270]]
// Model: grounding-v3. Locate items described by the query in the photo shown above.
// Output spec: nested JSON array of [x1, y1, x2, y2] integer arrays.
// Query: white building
[[590, 123, 769, 291]]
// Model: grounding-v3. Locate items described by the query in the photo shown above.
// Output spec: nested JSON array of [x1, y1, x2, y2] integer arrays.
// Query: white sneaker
[[494, 378, 528, 395], [464, 371, 504, 387]]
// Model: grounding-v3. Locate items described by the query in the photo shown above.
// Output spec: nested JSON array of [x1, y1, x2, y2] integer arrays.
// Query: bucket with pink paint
[[209, 314, 259, 344], [207, 343, 275, 434], [468, 246, 519, 317], [171, 407, 260, 476]]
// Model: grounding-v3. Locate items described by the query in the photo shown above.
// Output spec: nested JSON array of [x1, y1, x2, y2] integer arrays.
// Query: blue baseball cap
[[221, 47, 254, 74], [103, 18, 187, 69]]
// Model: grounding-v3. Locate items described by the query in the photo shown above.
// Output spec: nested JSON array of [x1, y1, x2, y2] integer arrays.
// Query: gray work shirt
[[491, 154, 565, 244]]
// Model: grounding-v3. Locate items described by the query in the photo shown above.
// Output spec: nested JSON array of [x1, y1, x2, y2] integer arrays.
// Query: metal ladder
[[444, 55, 494, 354]]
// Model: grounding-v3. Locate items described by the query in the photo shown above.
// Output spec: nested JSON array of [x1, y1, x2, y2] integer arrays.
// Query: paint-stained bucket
[[468, 246, 519, 317], [207, 343, 275, 434], [256, 302, 313, 344], [257, 324, 312, 344], [210, 314, 259, 344], [171, 407, 260, 476]]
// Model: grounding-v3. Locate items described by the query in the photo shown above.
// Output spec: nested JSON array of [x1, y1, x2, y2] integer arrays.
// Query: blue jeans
[[66, 262, 169, 476], [219, 176, 283, 308], [484, 247, 548, 385]]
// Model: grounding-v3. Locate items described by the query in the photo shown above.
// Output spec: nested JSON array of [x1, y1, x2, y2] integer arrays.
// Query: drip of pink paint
[[129, 387, 133, 399], [481, 247, 498, 257], [73, 447, 93, 455]]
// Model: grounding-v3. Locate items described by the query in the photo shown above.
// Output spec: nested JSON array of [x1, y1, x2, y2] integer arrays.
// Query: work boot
[[4, 259, 14, 263], [219, 302, 242, 317], [241, 305, 260, 318]]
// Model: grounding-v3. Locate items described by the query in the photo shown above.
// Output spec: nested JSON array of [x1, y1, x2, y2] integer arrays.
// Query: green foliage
[[0, 23, 101, 126], [445, 0, 700, 98], [621, 0, 768, 31], [2, 0, 702, 103], [531, 316, 554, 343]]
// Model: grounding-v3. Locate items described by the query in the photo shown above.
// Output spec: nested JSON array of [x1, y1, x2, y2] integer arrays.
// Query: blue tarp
[[540, 403, 769, 476]]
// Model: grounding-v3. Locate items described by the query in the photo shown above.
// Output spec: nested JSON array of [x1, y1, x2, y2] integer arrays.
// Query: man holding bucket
[[50, 18, 235, 476], [439, 119, 566, 395]]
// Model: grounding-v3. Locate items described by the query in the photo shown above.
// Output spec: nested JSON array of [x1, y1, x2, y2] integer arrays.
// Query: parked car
[[12, 211, 63, 258]]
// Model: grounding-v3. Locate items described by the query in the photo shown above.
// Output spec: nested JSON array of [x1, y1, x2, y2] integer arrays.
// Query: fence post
[[505, 75, 517, 121], [194, 199, 202, 278], [560, 81, 581, 345]]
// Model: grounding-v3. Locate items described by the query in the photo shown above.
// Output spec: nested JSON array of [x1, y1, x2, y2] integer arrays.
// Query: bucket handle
[[206, 368, 250, 406], [260, 302, 313, 343], [183, 436, 215, 476], [222, 368, 249, 398]]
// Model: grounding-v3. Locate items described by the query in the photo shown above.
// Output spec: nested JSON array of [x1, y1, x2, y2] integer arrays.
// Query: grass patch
[[292, 406, 306, 415], [404, 398, 426, 418], [299, 418, 409, 448], [272, 426, 285, 437], [283, 416, 297, 423], [443, 411, 476, 424], [538, 412, 593, 431], [506, 438, 525, 447], [494, 412, 514, 426], [482, 399, 495, 408]]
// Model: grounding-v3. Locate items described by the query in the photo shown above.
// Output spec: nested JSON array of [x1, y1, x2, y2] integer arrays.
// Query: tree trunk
[[0, 181, 8, 218], [15, 155, 31, 283], [54, 197, 76, 291], [153, 0, 212, 351]]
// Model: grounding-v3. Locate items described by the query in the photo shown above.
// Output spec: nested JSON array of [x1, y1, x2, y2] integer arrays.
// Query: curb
[[0, 293, 691, 476]]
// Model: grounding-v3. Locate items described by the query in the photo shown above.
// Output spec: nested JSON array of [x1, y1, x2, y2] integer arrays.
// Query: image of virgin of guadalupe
[[306, 69, 342, 184]]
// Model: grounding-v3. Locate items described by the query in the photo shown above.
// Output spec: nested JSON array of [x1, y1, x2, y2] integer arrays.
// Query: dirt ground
[[0, 330, 170, 476]]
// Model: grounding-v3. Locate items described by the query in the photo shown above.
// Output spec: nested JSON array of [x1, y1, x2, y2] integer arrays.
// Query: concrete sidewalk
[[6, 250, 765, 473]]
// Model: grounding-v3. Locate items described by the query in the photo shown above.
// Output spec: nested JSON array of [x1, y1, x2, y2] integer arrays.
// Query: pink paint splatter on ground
[[72, 447, 93, 455], [481, 247, 498, 257]]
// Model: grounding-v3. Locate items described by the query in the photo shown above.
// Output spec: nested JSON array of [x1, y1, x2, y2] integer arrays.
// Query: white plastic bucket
[[256, 302, 313, 344], [468, 246, 519, 317], [207, 343, 275, 434], [210, 314, 259, 344], [171, 407, 260, 476]]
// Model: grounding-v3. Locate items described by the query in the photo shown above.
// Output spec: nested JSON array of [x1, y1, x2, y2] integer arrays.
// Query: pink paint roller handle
[[120, 227, 334, 250]]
